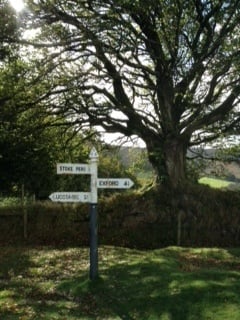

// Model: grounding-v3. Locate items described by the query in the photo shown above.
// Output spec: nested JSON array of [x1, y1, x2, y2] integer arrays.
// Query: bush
[[0, 186, 240, 248]]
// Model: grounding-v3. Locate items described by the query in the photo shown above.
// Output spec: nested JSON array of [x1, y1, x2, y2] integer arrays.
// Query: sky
[[9, 0, 25, 12]]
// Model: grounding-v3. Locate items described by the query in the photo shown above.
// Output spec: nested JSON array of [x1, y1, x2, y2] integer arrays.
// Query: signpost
[[49, 192, 90, 203], [49, 147, 134, 280], [57, 163, 91, 174], [97, 178, 134, 189], [89, 147, 99, 280]]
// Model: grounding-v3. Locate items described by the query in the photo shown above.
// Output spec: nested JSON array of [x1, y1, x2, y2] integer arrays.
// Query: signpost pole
[[89, 147, 99, 280], [52, 147, 134, 280]]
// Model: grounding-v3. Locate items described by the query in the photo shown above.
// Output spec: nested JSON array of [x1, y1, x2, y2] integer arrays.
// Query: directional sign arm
[[49, 192, 90, 203], [57, 163, 91, 174], [97, 178, 134, 189]]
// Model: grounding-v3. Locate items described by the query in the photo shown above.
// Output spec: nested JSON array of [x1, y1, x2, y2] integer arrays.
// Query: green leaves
[[0, 0, 20, 60], [7, 0, 240, 187]]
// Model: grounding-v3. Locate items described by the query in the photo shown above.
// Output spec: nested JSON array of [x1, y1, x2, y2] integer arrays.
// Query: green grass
[[0, 197, 22, 207], [1, 246, 240, 319], [199, 177, 240, 189]]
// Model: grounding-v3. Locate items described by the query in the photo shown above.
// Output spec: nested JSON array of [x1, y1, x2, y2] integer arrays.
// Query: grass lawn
[[199, 177, 240, 189], [0, 246, 240, 319]]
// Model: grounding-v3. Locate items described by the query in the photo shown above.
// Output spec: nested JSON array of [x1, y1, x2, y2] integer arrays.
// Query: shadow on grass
[[0, 247, 89, 320], [1, 246, 240, 319], [0, 247, 31, 279], [58, 248, 240, 320]]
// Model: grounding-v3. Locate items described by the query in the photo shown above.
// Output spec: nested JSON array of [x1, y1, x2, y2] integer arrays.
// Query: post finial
[[89, 147, 99, 159]]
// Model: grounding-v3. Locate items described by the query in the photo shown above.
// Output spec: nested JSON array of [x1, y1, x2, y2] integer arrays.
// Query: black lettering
[[60, 166, 73, 172], [76, 166, 86, 172]]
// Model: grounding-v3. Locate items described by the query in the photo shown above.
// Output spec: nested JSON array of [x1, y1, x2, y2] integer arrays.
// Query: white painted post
[[89, 147, 99, 280], [51, 146, 134, 280]]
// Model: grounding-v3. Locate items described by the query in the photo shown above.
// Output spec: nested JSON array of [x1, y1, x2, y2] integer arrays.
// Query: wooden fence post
[[177, 210, 184, 246], [22, 184, 27, 240]]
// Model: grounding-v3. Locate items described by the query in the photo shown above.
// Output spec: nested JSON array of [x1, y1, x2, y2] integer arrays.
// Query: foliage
[[0, 197, 22, 207], [217, 144, 240, 162], [0, 55, 138, 198], [0, 245, 240, 319], [16, 0, 240, 188], [124, 147, 154, 181], [0, 57, 101, 197], [97, 146, 141, 195], [1, 185, 240, 248], [0, 0, 19, 60]]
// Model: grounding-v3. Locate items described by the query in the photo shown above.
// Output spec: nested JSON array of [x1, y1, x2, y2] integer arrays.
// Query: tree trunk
[[164, 138, 187, 188], [147, 137, 188, 189]]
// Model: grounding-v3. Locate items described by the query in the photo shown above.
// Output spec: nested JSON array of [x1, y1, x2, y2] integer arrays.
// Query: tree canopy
[[16, 0, 240, 188], [0, 56, 94, 197], [0, 0, 20, 60]]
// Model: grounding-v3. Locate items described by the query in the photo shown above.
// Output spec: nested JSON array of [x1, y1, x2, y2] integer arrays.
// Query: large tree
[[19, 0, 240, 188]]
